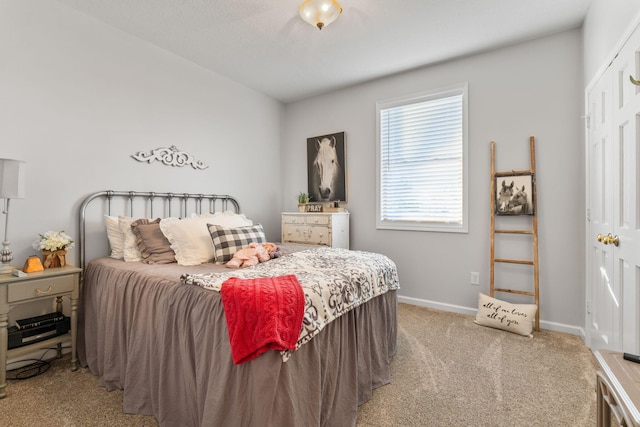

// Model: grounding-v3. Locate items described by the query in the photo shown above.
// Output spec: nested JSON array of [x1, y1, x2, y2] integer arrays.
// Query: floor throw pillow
[[475, 293, 537, 337]]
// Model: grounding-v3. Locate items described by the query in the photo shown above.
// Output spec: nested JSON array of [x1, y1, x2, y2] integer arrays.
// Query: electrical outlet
[[470, 272, 480, 285]]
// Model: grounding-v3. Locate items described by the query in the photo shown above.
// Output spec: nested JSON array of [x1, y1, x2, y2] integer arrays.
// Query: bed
[[76, 190, 399, 427]]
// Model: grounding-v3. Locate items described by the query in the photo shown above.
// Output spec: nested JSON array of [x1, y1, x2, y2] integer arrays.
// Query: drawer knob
[[35, 286, 53, 295]]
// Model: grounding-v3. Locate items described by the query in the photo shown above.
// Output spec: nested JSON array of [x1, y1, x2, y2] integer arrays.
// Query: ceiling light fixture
[[299, 0, 342, 30]]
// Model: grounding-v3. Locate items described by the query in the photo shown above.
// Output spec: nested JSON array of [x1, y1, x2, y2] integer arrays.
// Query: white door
[[611, 25, 640, 354], [587, 66, 617, 350], [587, 23, 640, 354]]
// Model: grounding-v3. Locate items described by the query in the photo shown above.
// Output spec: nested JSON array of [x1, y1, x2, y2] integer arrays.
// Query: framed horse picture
[[307, 132, 347, 203], [495, 173, 534, 215]]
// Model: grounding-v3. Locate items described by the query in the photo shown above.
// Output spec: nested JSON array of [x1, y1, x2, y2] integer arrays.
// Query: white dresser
[[281, 212, 349, 249]]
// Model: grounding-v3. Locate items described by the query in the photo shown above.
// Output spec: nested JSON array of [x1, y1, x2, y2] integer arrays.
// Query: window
[[376, 83, 468, 232]]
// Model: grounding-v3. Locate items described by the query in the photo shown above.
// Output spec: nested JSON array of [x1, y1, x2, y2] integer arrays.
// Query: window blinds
[[378, 89, 465, 228]]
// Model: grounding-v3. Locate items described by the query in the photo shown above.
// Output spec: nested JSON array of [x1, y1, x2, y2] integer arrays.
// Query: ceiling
[[55, 0, 592, 103]]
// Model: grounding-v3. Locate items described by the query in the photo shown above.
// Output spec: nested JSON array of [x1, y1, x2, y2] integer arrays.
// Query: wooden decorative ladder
[[490, 136, 540, 331]]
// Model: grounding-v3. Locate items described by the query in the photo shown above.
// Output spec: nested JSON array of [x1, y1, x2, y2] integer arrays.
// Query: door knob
[[604, 233, 620, 247], [597, 234, 604, 243], [631, 75, 640, 86]]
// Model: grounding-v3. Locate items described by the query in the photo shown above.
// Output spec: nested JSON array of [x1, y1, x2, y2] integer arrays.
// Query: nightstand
[[595, 350, 640, 427], [281, 212, 349, 249], [0, 265, 81, 398]]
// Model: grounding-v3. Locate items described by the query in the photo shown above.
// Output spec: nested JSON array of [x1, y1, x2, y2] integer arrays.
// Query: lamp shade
[[0, 158, 26, 199], [299, 0, 342, 30]]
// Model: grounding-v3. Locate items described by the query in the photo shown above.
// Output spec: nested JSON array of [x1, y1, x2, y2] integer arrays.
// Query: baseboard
[[398, 295, 477, 316], [397, 294, 584, 338]]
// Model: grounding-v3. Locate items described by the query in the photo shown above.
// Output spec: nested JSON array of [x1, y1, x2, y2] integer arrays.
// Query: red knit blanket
[[220, 275, 305, 364]]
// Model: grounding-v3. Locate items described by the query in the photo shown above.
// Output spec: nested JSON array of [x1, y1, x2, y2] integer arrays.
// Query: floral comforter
[[181, 247, 400, 360]]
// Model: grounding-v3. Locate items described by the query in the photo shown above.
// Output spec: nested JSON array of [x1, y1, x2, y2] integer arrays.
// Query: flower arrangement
[[32, 231, 75, 252]]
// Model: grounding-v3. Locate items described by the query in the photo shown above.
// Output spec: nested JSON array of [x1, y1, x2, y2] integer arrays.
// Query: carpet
[[357, 303, 599, 427]]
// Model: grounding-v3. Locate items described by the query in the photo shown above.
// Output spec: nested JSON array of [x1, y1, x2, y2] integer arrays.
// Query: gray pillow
[[131, 219, 176, 264]]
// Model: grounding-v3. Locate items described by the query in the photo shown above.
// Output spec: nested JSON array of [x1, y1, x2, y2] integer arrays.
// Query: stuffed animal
[[261, 242, 282, 259], [226, 242, 281, 269]]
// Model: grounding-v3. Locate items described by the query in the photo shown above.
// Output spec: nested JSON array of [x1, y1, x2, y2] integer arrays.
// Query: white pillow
[[474, 293, 537, 337], [190, 211, 253, 226], [119, 216, 143, 262], [105, 215, 125, 259], [160, 214, 253, 266]]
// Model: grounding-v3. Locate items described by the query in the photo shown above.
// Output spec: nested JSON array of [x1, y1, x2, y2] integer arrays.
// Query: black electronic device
[[15, 311, 65, 330], [623, 352, 640, 364], [8, 316, 70, 350]]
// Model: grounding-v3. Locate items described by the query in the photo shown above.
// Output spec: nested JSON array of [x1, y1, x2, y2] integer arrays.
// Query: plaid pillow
[[208, 224, 266, 263]]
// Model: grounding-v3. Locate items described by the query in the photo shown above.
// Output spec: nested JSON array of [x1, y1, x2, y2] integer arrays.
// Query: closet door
[[611, 25, 640, 354], [587, 23, 640, 354], [587, 66, 617, 351]]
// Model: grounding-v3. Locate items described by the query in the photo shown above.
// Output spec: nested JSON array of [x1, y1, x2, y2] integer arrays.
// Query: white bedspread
[[181, 247, 400, 360]]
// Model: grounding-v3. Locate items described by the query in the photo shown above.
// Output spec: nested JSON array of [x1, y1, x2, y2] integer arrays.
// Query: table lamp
[[0, 159, 26, 274]]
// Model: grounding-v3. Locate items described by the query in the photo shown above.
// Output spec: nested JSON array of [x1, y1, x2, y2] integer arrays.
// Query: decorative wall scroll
[[131, 145, 208, 170]]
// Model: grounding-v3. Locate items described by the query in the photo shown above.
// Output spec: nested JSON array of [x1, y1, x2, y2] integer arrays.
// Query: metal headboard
[[78, 190, 241, 274]]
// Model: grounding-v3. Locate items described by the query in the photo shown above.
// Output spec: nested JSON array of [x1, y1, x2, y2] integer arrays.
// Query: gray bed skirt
[[78, 258, 398, 427]]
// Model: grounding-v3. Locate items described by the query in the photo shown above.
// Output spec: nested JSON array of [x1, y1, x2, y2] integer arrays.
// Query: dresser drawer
[[7, 275, 75, 303], [282, 215, 306, 225], [282, 224, 330, 246], [282, 214, 330, 226], [305, 215, 329, 225]]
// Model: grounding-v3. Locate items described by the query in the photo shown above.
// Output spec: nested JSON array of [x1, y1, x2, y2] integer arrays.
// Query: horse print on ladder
[[494, 173, 534, 215], [307, 132, 347, 203]]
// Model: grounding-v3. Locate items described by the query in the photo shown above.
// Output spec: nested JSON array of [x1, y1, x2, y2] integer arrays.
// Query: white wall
[[0, 0, 284, 269], [283, 30, 584, 332], [583, 0, 640, 84]]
